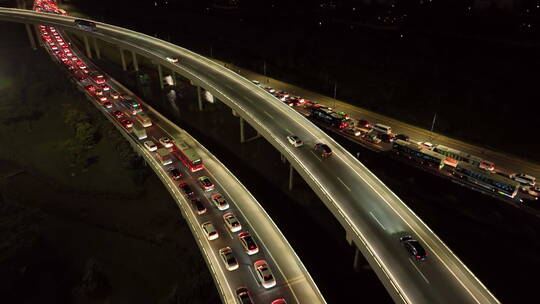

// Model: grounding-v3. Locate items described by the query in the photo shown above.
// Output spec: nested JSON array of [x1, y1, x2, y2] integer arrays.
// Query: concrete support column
[[353, 247, 361, 271], [197, 86, 203, 111], [157, 64, 164, 89], [92, 37, 101, 59], [232, 109, 238, 117], [240, 117, 245, 143], [83, 35, 92, 59], [132, 51, 139, 72], [289, 163, 294, 190], [119, 48, 127, 71], [25, 24, 37, 50]]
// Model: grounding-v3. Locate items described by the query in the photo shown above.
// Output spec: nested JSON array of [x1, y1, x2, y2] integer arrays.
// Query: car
[[400, 235, 427, 261], [511, 173, 536, 186], [166, 57, 179, 63], [112, 110, 125, 119], [102, 101, 113, 109], [191, 198, 206, 215], [179, 182, 194, 197], [50, 45, 58, 51], [313, 143, 332, 158], [365, 134, 381, 144], [201, 222, 219, 240], [419, 142, 435, 150], [76, 74, 87, 82], [119, 119, 133, 128], [65, 51, 73, 57], [235, 287, 253, 304], [111, 92, 120, 99], [210, 193, 229, 210], [98, 96, 108, 102], [67, 66, 76, 72], [238, 231, 259, 255], [143, 140, 158, 151], [219, 247, 239, 271], [395, 134, 410, 141], [251, 80, 260, 86], [197, 176, 214, 191], [99, 83, 110, 91], [379, 133, 395, 143], [169, 168, 182, 180], [92, 74, 106, 84], [159, 136, 174, 148], [223, 212, 242, 232], [254, 260, 276, 289], [357, 119, 371, 128], [344, 128, 361, 137], [520, 186, 540, 198], [271, 299, 287, 304], [286, 135, 303, 147]]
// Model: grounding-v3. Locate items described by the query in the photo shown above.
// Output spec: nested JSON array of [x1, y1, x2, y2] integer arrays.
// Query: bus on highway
[[119, 96, 143, 115], [172, 138, 204, 172], [309, 107, 350, 129], [453, 162, 519, 198], [135, 112, 152, 127], [433, 145, 495, 171], [392, 139, 446, 169]]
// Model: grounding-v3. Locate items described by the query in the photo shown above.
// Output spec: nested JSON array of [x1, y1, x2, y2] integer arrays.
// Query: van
[[372, 123, 392, 134]]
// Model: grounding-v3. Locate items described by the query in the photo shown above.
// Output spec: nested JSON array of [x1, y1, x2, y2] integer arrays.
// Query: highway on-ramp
[[0, 8, 501, 304]]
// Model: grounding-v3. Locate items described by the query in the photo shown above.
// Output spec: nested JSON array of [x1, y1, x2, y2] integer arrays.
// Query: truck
[[133, 124, 147, 140], [156, 148, 173, 165]]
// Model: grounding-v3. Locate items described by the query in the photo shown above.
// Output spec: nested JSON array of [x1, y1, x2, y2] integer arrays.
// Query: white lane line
[[285, 128, 292, 134], [310, 150, 322, 161], [264, 110, 274, 119], [409, 259, 430, 284], [369, 212, 386, 231], [224, 225, 234, 240], [336, 177, 351, 192]]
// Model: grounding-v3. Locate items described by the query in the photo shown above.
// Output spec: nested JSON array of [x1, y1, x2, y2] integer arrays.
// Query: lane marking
[[264, 110, 274, 119], [369, 212, 386, 230], [336, 177, 351, 192], [310, 150, 322, 161], [409, 259, 430, 284]]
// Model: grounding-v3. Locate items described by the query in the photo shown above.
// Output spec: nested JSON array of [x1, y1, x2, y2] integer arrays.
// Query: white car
[[223, 212, 242, 233], [254, 260, 276, 289], [159, 136, 174, 148], [143, 140, 157, 152], [166, 57, 179, 63], [211, 193, 229, 210], [419, 142, 435, 150], [202, 222, 219, 240], [287, 135, 303, 147], [251, 80, 261, 86], [511, 173, 536, 186], [219, 247, 239, 271]]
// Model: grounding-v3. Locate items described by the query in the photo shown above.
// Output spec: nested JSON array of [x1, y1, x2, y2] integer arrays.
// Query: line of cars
[[177, 171, 285, 303]]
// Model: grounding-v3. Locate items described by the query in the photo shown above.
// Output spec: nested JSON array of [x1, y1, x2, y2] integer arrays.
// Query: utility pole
[[210, 44, 213, 57]]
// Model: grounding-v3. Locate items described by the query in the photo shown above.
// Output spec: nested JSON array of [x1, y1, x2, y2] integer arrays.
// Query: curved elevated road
[[0, 8, 500, 304]]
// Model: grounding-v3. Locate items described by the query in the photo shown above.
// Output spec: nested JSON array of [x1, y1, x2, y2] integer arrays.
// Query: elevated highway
[[0, 8, 501, 304]]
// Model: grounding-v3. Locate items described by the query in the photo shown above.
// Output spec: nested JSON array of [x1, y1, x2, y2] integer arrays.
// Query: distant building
[[474, 0, 524, 11]]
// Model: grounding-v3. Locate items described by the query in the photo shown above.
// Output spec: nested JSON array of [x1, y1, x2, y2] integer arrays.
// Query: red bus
[[172, 139, 204, 172]]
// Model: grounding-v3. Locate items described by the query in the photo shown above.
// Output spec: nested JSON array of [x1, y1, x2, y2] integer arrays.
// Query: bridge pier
[[157, 64, 164, 89], [83, 35, 92, 59], [92, 37, 101, 59], [25, 24, 37, 50], [197, 86, 203, 111], [239, 117, 245, 143], [289, 163, 294, 190], [119, 48, 127, 71], [232, 109, 238, 117], [132, 51, 139, 72]]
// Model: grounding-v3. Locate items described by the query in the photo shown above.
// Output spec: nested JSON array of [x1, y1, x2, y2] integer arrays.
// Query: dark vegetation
[[0, 19, 218, 304]]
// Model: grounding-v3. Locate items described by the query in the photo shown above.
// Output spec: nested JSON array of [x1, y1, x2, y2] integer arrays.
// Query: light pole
[[263, 60, 268, 83], [210, 44, 213, 57], [430, 112, 437, 141], [333, 80, 337, 108]]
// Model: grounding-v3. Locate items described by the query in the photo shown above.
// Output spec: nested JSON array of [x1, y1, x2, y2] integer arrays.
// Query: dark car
[[179, 182, 194, 197], [395, 134, 410, 141], [314, 143, 332, 158], [357, 119, 371, 128], [169, 168, 182, 180], [400, 235, 427, 261], [379, 133, 395, 143], [190, 198, 206, 215], [236, 287, 253, 304], [112, 110, 125, 119]]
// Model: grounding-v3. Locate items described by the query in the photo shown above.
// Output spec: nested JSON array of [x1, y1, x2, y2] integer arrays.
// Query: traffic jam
[[33, 1, 290, 303], [253, 80, 539, 204]]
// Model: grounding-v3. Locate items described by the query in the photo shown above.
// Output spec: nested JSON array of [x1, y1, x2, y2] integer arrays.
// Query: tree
[[75, 122, 97, 148], [64, 108, 89, 128]]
